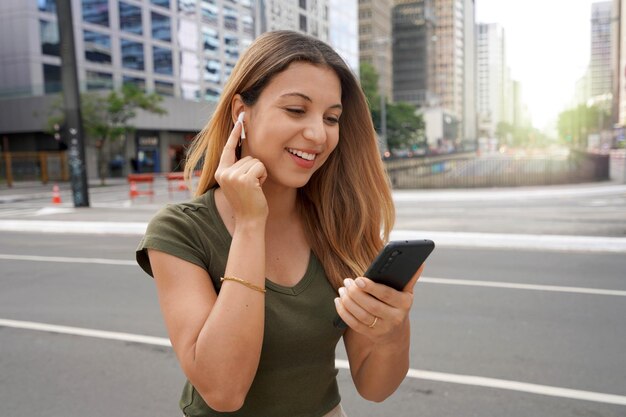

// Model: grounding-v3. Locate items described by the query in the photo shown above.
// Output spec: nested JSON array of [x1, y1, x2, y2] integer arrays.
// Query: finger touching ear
[[230, 94, 246, 125]]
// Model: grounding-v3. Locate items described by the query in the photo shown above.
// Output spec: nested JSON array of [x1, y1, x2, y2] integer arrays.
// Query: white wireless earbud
[[237, 112, 246, 140]]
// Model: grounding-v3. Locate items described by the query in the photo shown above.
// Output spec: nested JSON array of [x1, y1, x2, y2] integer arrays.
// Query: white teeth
[[287, 148, 315, 161]]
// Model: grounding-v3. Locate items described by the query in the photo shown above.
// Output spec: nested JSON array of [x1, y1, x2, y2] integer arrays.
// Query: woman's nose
[[302, 118, 326, 144]]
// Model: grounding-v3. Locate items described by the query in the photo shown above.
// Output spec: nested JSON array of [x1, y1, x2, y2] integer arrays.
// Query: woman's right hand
[[214, 119, 269, 222]]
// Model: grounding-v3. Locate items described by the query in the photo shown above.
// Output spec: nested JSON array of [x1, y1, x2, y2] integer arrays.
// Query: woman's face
[[241, 62, 342, 189]]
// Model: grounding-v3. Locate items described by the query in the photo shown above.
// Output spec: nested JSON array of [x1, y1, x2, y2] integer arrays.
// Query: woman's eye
[[325, 116, 340, 125], [285, 108, 305, 115]]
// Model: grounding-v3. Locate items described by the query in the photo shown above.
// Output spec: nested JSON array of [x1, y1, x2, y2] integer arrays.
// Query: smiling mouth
[[286, 148, 317, 161]]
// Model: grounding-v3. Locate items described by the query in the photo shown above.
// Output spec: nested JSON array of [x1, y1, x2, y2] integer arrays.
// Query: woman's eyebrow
[[279, 92, 342, 110]]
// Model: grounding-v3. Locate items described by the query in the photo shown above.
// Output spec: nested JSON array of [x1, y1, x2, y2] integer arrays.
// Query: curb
[[1, 220, 625, 253]]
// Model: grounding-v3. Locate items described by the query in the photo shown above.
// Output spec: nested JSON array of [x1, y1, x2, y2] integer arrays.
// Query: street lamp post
[[56, 0, 90, 207]]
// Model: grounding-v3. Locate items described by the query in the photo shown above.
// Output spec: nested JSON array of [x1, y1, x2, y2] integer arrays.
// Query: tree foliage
[[359, 61, 424, 151], [48, 84, 166, 184], [557, 104, 610, 148]]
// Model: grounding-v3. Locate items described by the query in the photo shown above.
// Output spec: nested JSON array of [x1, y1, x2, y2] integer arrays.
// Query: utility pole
[[56, 0, 90, 207]]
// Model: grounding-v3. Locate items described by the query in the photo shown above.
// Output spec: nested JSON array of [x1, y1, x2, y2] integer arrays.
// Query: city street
[[0, 181, 625, 416]]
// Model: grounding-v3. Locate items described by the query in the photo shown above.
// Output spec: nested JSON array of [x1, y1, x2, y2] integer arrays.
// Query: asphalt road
[[1, 231, 625, 417]]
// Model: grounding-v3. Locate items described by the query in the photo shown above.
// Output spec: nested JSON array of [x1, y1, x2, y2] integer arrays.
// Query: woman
[[136, 30, 423, 417]]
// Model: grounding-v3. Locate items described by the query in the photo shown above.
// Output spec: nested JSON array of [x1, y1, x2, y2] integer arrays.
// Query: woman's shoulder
[[149, 188, 217, 226]]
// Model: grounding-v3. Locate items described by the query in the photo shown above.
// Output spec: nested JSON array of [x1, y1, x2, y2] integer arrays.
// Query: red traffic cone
[[129, 181, 139, 199], [51, 184, 62, 204]]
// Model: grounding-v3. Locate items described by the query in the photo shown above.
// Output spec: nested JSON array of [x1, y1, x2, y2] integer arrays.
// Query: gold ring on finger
[[368, 316, 378, 328]]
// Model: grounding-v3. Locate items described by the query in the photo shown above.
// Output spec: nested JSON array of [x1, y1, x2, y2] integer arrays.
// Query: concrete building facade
[[591, 1, 613, 98], [462, 0, 477, 147], [391, 0, 476, 148], [358, 0, 393, 101], [391, 0, 436, 107], [0, 0, 336, 179], [476, 22, 505, 138], [257, 0, 329, 41]]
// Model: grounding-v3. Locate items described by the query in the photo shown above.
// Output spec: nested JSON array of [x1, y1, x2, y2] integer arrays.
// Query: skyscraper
[[477, 22, 505, 138], [256, 0, 329, 41], [391, 0, 476, 146], [0, 0, 338, 178], [591, 1, 613, 98], [359, 0, 394, 101], [391, 0, 436, 107]]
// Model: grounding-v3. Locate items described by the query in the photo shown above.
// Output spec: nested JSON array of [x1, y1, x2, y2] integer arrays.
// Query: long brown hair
[[185, 30, 394, 289]]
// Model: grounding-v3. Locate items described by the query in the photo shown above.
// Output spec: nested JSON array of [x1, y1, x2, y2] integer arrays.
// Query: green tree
[[557, 104, 610, 149], [359, 61, 425, 151], [48, 84, 166, 185], [359, 61, 381, 116], [385, 102, 425, 150]]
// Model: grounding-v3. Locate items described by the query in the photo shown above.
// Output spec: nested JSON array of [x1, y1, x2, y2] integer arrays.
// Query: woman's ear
[[231, 94, 246, 125]]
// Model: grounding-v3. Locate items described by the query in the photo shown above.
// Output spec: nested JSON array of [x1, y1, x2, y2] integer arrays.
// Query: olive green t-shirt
[[136, 188, 345, 417]]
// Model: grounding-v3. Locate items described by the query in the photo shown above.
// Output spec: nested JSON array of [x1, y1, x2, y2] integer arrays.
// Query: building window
[[242, 14, 254, 36], [224, 34, 239, 60], [121, 39, 145, 70], [120, 2, 143, 34], [151, 12, 171, 42], [181, 83, 200, 100], [201, 0, 218, 24], [299, 14, 307, 32], [86, 71, 113, 90], [224, 62, 235, 80], [204, 86, 221, 102], [155, 80, 174, 96], [84, 30, 111, 63], [38, 0, 56, 13], [43, 64, 61, 94], [223, 6, 238, 31], [202, 26, 220, 53], [299, 0, 306, 9], [153, 46, 173, 75], [204, 59, 221, 83], [178, 0, 197, 16], [82, 0, 109, 27], [123, 76, 146, 91], [40, 20, 59, 57], [151, 0, 170, 8]]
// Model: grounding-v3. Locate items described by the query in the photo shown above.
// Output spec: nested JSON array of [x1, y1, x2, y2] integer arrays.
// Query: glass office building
[[29, 0, 256, 100], [0, 0, 347, 177]]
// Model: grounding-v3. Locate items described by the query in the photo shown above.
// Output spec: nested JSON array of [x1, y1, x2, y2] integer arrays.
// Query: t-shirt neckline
[[206, 188, 317, 295]]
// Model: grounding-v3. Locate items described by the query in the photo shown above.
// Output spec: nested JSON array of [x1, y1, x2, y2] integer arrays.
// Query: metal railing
[[385, 151, 610, 189], [0, 151, 69, 187]]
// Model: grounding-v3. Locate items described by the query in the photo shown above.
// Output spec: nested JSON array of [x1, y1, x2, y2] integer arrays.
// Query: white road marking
[[0, 220, 147, 235], [0, 253, 135, 266], [391, 230, 626, 253], [420, 277, 626, 297], [1, 220, 625, 253], [2, 253, 624, 297], [1, 318, 625, 406], [401, 367, 626, 406]]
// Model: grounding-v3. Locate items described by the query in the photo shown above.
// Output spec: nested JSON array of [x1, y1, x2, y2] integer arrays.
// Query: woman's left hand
[[334, 264, 425, 344]]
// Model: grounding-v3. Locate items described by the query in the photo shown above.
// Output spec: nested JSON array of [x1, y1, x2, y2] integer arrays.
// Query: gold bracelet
[[220, 276, 266, 293]]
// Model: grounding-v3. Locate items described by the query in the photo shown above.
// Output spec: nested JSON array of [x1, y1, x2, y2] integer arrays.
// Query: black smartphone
[[333, 239, 435, 329]]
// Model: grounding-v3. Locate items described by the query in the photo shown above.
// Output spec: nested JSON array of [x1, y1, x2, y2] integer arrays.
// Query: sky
[[475, 0, 599, 131]]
